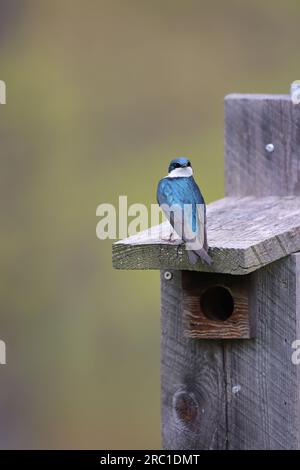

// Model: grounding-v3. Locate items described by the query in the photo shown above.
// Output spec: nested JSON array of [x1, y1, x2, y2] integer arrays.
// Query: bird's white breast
[[166, 167, 193, 178]]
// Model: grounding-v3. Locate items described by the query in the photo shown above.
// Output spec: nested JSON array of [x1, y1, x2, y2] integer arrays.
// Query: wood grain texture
[[222, 94, 300, 448], [113, 196, 300, 274], [160, 93, 300, 449], [182, 271, 253, 339], [161, 270, 227, 449], [224, 254, 300, 449], [225, 94, 300, 197], [161, 257, 300, 449]]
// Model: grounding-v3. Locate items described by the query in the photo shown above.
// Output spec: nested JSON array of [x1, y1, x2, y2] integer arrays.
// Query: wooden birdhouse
[[112, 91, 300, 450]]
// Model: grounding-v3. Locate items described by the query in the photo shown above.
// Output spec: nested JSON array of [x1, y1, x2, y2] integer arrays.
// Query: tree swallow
[[157, 157, 212, 265]]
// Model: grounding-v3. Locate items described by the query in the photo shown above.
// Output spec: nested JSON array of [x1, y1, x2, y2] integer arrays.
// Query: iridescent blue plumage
[[157, 157, 211, 265]]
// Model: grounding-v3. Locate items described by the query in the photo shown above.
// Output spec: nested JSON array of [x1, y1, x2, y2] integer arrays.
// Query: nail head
[[232, 385, 241, 394], [265, 143, 274, 153], [164, 271, 173, 280]]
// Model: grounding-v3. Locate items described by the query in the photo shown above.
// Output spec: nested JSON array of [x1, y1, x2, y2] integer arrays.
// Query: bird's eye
[[175, 163, 181, 168], [187, 162, 191, 167]]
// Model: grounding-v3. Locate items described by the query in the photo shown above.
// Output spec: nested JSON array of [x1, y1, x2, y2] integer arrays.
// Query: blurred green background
[[0, 0, 299, 449]]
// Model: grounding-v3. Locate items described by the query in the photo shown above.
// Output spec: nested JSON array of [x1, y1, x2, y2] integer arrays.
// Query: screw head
[[232, 385, 241, 394], [265, 143, 275, 153], [164, 271, 173, 281]]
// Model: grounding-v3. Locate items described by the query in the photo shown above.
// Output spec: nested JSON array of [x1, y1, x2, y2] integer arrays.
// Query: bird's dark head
[[168, 157, 193, 177], [168, 157, 191, 172]]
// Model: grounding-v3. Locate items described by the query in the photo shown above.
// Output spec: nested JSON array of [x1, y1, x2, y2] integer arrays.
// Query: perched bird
[[157, 157, 212, 265]]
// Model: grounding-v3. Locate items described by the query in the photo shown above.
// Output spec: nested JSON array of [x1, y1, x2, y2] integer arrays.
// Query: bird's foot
[[161, 228, 176, 243], [169, 230, 175, 242]]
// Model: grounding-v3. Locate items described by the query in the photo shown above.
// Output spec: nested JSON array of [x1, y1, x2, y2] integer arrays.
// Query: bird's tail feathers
[[187, 247, 212, 266]]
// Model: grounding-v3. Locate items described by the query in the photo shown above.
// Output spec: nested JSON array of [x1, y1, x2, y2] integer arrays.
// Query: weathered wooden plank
[[225, 94, 300, 197], [162, 256, 300, 449], [161, 270, 227, 449], [113, 196, 300, 274], [222, 94, 300, 448], [224, 254, 300, 449]]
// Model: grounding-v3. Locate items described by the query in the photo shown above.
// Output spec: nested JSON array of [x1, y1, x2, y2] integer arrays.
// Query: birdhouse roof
[[113, 196, 300, 275]]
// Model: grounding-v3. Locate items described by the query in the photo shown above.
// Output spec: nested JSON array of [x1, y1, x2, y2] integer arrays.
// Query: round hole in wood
[[200, 286, 234, 321]]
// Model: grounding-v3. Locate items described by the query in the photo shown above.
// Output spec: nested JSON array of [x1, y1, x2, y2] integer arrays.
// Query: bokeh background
[[0, 0, 299, 449]]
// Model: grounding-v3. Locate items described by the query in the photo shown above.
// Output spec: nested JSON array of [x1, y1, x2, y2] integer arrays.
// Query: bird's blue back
[[157, 176, 205, 233]]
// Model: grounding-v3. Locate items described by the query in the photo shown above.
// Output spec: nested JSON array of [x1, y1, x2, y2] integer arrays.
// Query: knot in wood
[[173, 390, 198, 425]]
